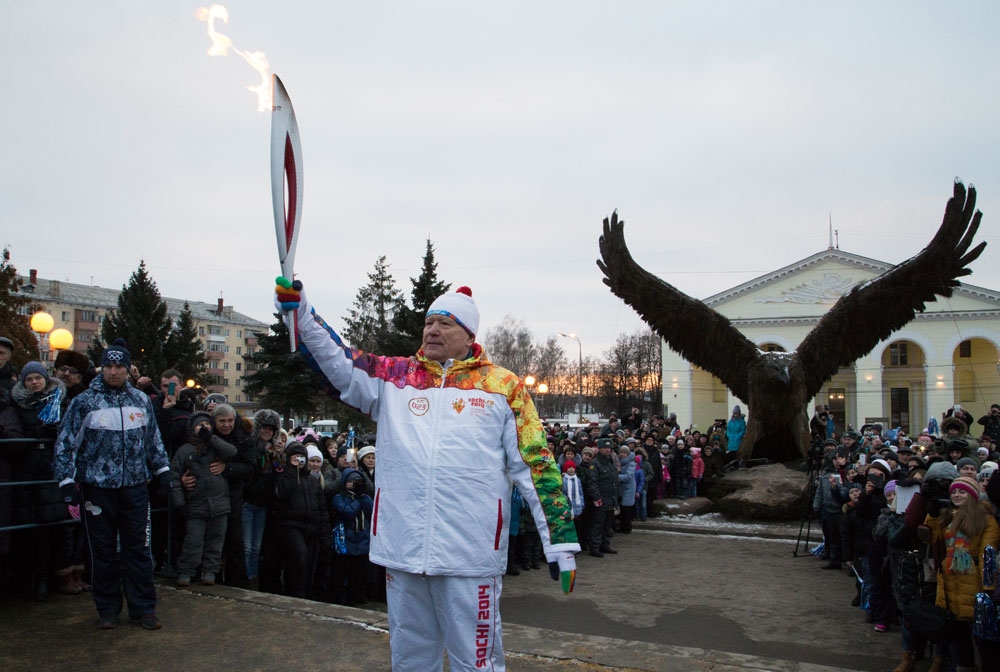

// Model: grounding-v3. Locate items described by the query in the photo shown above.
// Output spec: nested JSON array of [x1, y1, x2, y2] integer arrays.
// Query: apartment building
[[17, 269, 269, 415]]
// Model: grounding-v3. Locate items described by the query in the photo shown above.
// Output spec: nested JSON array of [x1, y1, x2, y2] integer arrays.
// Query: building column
[[855, 355, 884, 425], [925, 363, 955, 430]]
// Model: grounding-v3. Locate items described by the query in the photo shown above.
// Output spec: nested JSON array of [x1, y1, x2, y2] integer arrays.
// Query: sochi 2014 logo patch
[[409, 397, 430, 416], [452, 398, 466, 414]]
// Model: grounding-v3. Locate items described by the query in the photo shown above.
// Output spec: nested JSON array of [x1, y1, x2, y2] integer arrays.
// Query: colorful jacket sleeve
[[503, 379, 579, 560]]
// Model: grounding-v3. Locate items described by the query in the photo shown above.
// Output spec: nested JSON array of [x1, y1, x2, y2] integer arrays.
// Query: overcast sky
[[3, 2, 1000, 363]]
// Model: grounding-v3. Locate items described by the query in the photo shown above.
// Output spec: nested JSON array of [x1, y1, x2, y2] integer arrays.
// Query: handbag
[[902, 599, 957, 644], [900, 542, 957, 644]]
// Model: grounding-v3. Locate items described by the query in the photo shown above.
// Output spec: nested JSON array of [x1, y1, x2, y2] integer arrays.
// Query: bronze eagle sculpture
[[598, 181, 985, 463]]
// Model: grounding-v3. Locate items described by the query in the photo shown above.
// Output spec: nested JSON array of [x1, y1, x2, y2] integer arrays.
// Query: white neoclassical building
[[663, 247, 1000, 436]]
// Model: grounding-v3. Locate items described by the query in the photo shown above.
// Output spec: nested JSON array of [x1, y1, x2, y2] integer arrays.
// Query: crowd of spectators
[[4, 329, 999, 669], [809, 405, 1000, 672]]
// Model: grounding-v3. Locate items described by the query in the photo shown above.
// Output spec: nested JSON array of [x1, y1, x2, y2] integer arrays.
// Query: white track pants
[[385, 570, 505, 671]]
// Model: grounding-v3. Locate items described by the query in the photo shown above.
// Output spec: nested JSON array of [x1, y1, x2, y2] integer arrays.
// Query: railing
[[0, 437, 175, 570]]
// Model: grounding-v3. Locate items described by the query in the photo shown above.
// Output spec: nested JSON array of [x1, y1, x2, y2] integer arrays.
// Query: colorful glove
[[274, 276, 304, 312], [546, 551, 576, 594]]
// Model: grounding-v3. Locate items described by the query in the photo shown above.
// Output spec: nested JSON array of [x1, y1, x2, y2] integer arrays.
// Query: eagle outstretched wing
[[797, 180, 985, 397], [597, 211, 760, 401]]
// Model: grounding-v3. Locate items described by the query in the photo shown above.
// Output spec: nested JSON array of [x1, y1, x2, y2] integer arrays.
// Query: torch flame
[[195, 5, 272, 111]]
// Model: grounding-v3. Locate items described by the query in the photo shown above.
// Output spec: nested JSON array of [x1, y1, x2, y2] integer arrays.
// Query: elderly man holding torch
[[274, 279, 578, 671]]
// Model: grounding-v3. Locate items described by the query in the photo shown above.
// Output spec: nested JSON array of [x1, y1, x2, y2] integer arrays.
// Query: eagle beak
[[780, 366, 790, 385]]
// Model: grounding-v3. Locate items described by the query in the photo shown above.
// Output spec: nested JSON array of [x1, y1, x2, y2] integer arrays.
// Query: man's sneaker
[[176, 575, 191, 587], [134, 613, 162, 630], [97, 615, 118, 630], [200, 573, 216, 586]]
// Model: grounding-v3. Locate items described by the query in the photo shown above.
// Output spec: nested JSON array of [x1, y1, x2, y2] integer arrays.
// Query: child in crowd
[[171, 411, 237, 586], [561, 461, 585, 545], [690, 446, 705, 497]]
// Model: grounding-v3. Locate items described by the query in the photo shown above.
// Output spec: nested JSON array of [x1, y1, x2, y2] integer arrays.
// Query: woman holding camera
[[272, 441, 328, 599], [910, 474, 999, 671]]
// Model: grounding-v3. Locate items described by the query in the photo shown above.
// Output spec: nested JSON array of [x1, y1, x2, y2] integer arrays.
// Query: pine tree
[[388, 239, 451, 356], [164, 302, 208, 382], [243, 314, 321, 423], [89, 260, 171, 376], [0, 247, 42, 367], [342, 255, 405, 354]]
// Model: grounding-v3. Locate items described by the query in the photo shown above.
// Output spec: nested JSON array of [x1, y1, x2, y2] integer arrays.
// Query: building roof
[[17, 274, 268, 329], [703, 248, 1000, 308]]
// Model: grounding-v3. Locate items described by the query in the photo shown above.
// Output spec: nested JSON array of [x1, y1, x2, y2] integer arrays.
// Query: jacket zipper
[[420, 359, 451, 573], [119, 389, 126, 489]]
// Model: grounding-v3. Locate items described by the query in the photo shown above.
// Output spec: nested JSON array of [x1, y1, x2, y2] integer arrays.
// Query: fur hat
[[101, 338, 131, 369], [949, 476, 980, 501], [357, 445, 375, 461], [427, 286, 480, 336], [924, 460, 958, 483], [54, 349, 89, 374], [18, 361, 48, 384], [941, 416, 968, 435]]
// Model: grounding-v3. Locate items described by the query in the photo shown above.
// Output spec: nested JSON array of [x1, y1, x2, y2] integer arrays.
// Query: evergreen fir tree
[[89, 260, 170, 376], [243, 314, 321, 423], [164, 302, 208, 382], [342, 255, 405, 354], [0, 247, 42, 367], [388, 239, 451, 356]]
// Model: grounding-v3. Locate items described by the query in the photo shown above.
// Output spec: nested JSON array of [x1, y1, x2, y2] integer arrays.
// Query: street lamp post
[[557, 332, 583, 423]]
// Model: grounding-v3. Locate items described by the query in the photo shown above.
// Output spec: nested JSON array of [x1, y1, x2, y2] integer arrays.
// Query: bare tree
[[482, 315, 536, 377]]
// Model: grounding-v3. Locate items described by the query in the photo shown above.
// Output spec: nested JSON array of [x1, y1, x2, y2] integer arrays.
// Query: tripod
[[793, 451, 823, 557]]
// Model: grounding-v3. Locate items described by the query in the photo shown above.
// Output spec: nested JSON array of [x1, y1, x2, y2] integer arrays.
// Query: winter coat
[[584, 453, 618, 510], [691, 455, 705, 480], [924, 504, 1000, 621], [840, 501, 867, 562], [812, 469, 847, 519], [978, 413, 1000, 446], [562, 473, 584, 517], [53, 374, 169, 489], [11, 378, 67, 524], [293, 293, 578, 578], [634, 460, 646, 497], [273, 461, 328, 536], [726, 416, 746, 453], [0, 363, 16, 393], [170, 435, 237, 518], [618, 452, 636, 506], [331, 468, 373, 556], [884, 512, 936, 610], [0, 388, 24, 555]]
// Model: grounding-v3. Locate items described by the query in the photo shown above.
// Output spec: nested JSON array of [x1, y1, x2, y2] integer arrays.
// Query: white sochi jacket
[[293, 296, 579, 577]]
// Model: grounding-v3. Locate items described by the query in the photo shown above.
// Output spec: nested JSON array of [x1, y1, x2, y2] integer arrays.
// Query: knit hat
[[204, 393, 227, 406], [357, 445, 375, 461], [868, 458, 892, 478], [306, 445, 323, 462], [427, 286, 480, 336], [54, 349, 90, 375], [883, 480, 897, 497], [956, 457, 979, 474], [924, 460, 958, 482], [18, 361, 48, 384], [562, 461, 577, 472], [101, 338, 132, 369], [690, 446, 701, 455], [977, 447, 990, 458], [949, 476, 980, 500], [188, 411, 213, 437]]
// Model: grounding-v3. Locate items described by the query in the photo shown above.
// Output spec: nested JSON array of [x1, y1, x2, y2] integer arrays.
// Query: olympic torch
[[270, 74, 304, 352]]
